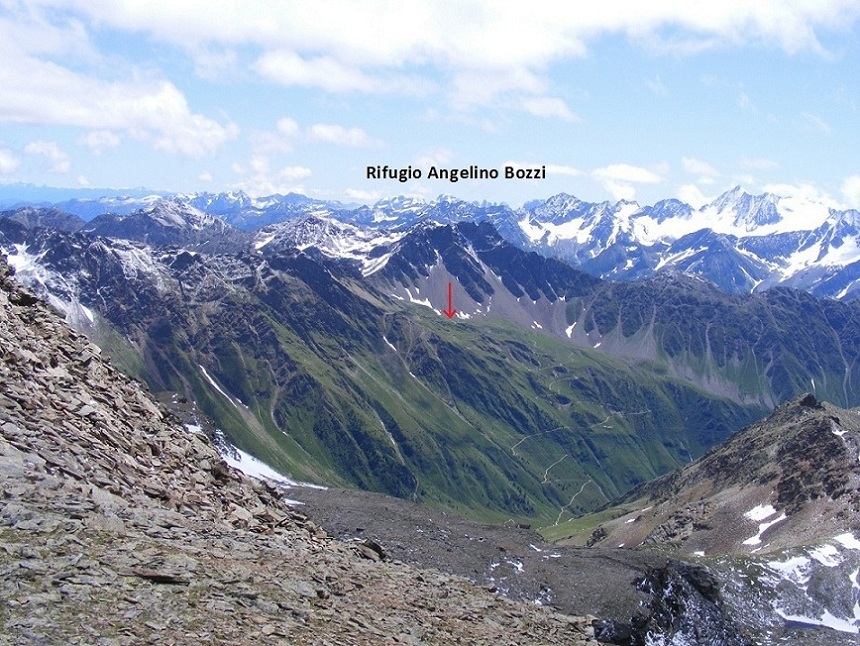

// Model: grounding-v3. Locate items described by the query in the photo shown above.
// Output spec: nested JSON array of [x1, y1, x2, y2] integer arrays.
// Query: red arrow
[[442, 281, 457, 319]]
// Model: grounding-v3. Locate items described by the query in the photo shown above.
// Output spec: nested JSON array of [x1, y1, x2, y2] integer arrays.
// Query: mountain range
[[8, 184, 860, 300], [4, 191, 860, 525], [3, 243, 860, 642], [0, 253, 607, 644], [3, 182, 860, 640]]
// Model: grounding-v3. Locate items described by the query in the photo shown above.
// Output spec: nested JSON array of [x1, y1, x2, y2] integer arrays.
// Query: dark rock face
[[635, 563, 747, 645], [606, 562, 753, 646]]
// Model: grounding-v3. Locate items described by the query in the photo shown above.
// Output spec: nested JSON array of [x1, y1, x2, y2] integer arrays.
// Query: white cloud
[[677, 183, 712, 208], [344, 188, 382, 203], [9, 1, 858, 133], [593, 163, 663, 201], [842, 176, 860, 209], [308, 124, 377, 147], [53, 2, 857, 63], [76, 175, 90, 186], [231, 154, 312, 197], [279, 166, 312, 182], [449, 66, 546, 110], [600, 181, 636, 201], [188, 46, 239, 80], [277, 118, 300, 137], [414, 147, 454, 169], [762, 182, 841, 208], [520, 97, 579, 121], [250, 118, 300, 155], [254, 50, 428, 95], [0, 149, 20, 174], [0, 36, 237, 157], [78, 130, 120, 154], [681, 157, 719, 177], [24, 141, 71, 173], [593, 163, 662, 184], [255, 50, 377, 93], [199, 171, 213, 182]]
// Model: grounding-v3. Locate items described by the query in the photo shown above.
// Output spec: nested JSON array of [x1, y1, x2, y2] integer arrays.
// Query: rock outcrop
[[581, 393, 860, 556], [0, 255, 599, 644]]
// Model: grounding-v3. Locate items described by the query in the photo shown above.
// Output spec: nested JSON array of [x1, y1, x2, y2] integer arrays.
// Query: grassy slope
[[169, 292, 765, 525]]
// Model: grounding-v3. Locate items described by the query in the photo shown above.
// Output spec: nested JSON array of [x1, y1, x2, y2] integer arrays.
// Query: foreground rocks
[[0, 255, 599, 644]]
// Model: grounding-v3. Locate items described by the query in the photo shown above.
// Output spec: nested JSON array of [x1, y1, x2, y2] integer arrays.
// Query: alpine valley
[[3, 185, 860, 642]]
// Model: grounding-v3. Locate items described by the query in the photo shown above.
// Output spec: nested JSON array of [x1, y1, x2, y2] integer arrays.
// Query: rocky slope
[[578, 393, 860, 555], [553, 394, 860, 641], [0, 255, 601, 644]]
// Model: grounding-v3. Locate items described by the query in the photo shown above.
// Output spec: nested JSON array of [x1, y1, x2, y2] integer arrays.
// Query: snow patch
[[774, 608, 859, 634], [809, 543, 843, 567], [767, 555, 812, 587], [220, 444, 326, 494], [199, 365, 240, 410], [745, 504, 777, 522], [743, 513, 786, 546], [835, 533, 860, 550]]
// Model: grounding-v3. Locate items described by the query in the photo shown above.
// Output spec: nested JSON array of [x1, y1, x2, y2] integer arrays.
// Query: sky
[[1, 0, 860, 209]]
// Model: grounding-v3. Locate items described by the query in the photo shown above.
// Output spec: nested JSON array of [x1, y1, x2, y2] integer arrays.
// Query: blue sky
[[1, 1, 859, 208]]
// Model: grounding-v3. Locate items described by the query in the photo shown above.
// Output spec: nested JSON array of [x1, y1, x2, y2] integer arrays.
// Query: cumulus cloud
[[9, 1, 859, 133], [24, 141, 71, 173], [0, 36, 237, 157], [763, 182, 842, 208], [593, 163, 663, 201], [79, 130, 120, 154], [681, 157, 719, 177], [681, 157, 720, 184], [677, 183, 713, 208], [51, 2, 857, 65], [414, 147, 454, 169], [519, 97, 579, 121], [594, 163, 662, 184], [344, 188, 383, 203], [841, 176, 860, 208], [277, 118, 300, 137], [231, 153, 312, 197], [0, 149, 20, 174]]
